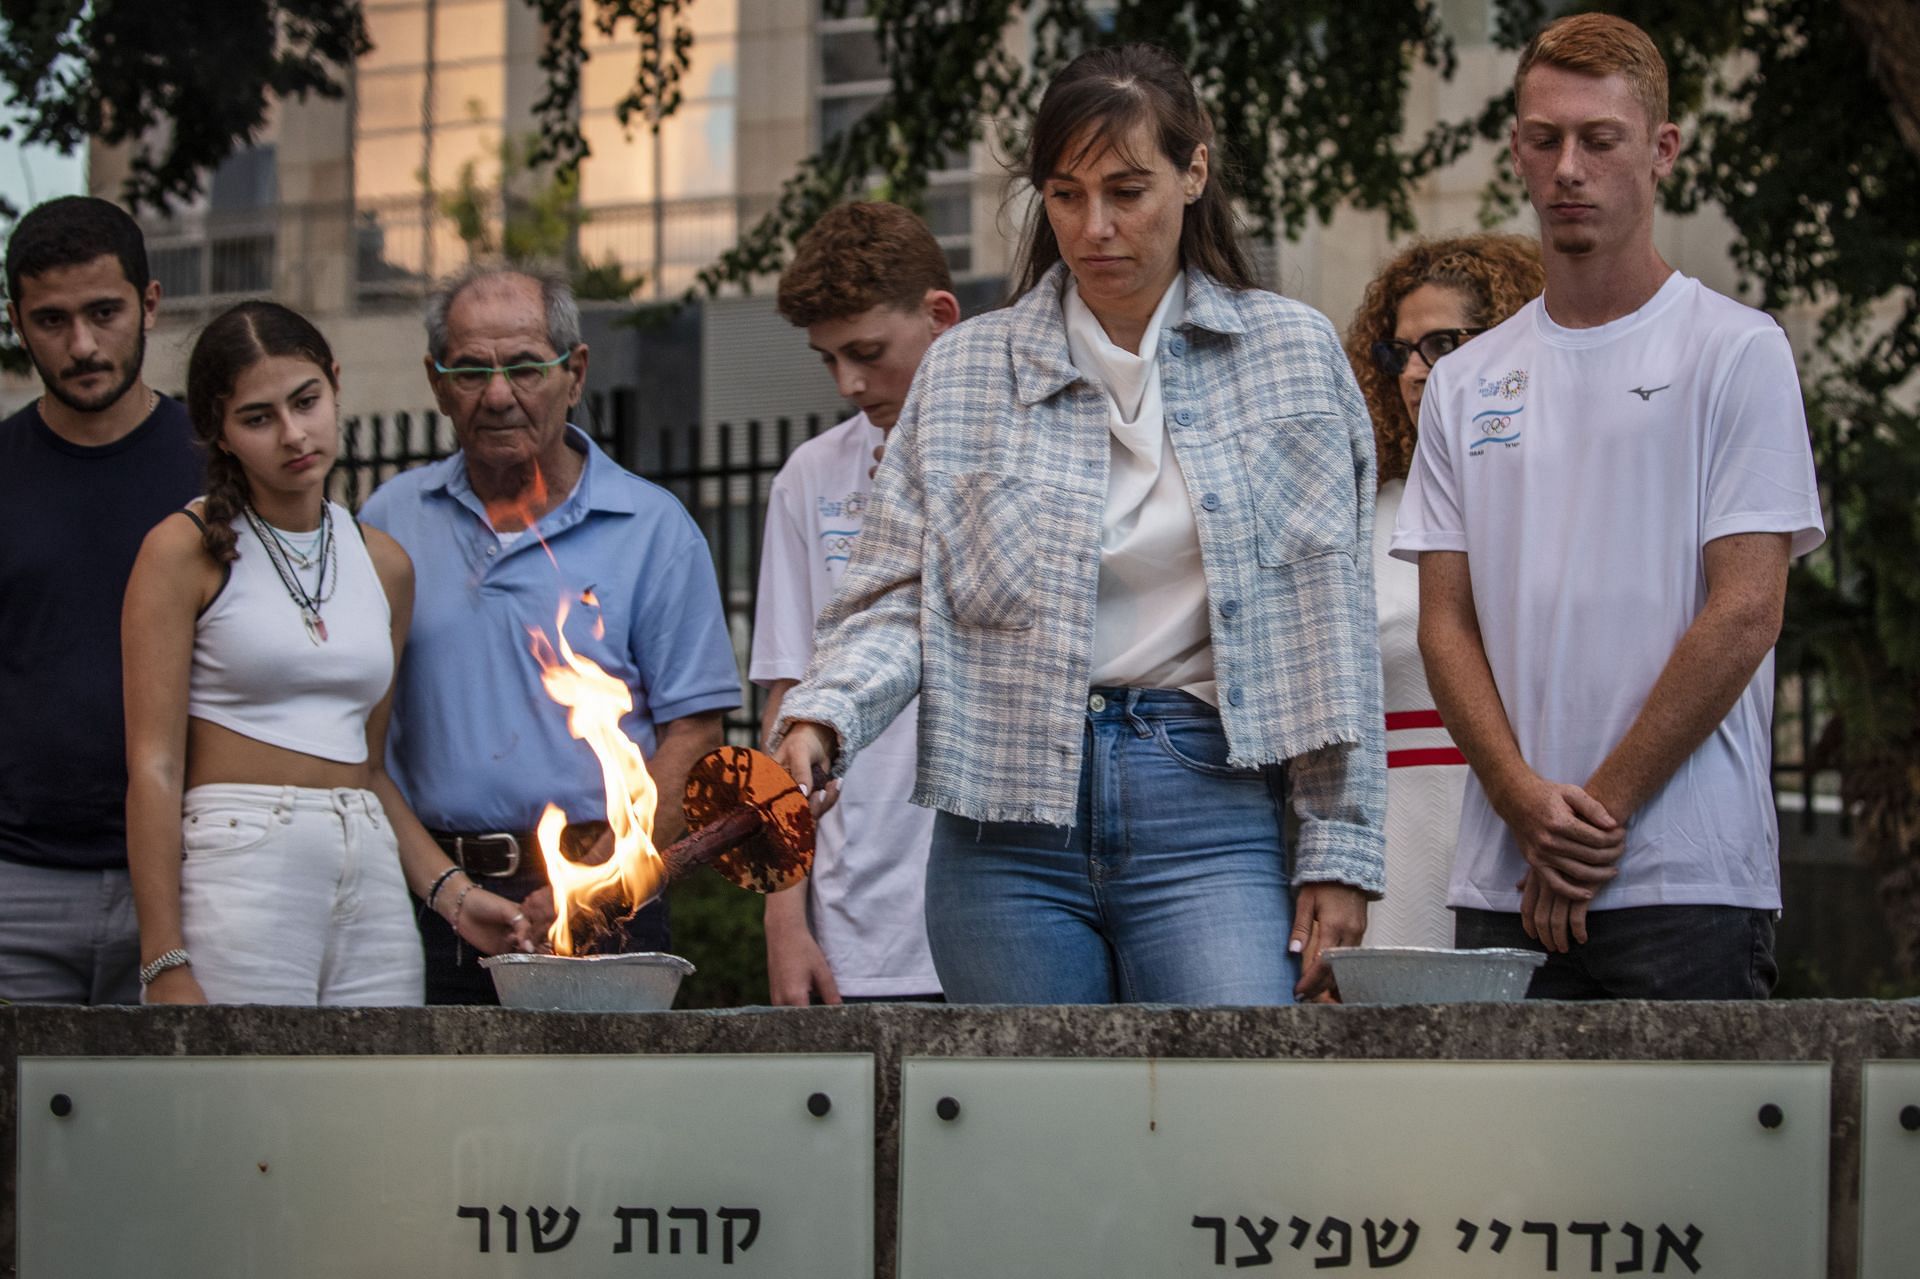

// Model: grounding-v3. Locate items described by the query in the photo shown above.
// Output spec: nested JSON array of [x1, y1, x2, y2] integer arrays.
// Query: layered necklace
[[243, 502, 337, 645]]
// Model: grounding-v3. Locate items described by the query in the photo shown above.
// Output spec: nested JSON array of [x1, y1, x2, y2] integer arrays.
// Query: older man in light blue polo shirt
[[361, 262, 740, 1003]]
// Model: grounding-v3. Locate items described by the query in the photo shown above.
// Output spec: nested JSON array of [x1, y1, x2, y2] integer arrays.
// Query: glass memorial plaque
[[898, 1059, 1827, 1278], [1859, 1060, 1920, 1279], [19, 1054, 873, 1277]]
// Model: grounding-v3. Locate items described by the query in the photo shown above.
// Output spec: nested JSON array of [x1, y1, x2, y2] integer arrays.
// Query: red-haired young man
[[1393, 14, 1825, 998]]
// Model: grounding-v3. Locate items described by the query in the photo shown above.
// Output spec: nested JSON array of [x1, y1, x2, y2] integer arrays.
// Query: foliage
[[0, 0, 368, 370], [522, 1, 1481, 300], [1780, 382, 1920, 975], [0, 0, 368, 216], [436, 131, 648, 302], [669, 868, 769, 1009], [521, 0, 698, 175]]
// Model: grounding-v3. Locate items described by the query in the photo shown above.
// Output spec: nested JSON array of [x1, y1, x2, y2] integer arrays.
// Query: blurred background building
[[5, 0, 1775, 428]]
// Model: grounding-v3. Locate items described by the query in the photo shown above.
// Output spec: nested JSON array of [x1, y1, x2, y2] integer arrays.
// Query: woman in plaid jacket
[[774, 44, 1385, 1005]]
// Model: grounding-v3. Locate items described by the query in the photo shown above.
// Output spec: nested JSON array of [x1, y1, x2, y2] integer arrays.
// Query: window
[[817, 12, 885, 148], [210, 146, 277, 213], [815, 7, 975, 273]]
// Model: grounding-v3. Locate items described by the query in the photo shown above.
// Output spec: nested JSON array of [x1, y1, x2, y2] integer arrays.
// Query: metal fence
[[1773, 426, 1849, 837], [334, 396, 827, 745]]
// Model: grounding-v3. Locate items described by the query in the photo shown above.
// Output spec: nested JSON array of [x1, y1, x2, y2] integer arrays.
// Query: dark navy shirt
[[0, 395, 204, 869]]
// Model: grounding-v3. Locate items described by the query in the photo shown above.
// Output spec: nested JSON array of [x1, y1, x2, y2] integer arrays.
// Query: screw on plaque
[[807, 1092, 832, 1118], [1758, 1103, 1784, 1130], [49, 1094, 73, 1118], [936, 1096, 961, 1122], [1900, 1105, 1920, 1133]]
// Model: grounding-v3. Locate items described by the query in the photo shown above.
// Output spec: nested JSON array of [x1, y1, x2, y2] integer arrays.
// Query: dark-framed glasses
[[1370, 327, 1487, 377], [432, 351, 571, 394]]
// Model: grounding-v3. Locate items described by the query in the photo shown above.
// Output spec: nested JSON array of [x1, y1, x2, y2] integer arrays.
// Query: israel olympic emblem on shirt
[[818, 490, 866, 569], [1469, 369, 1528, 455]]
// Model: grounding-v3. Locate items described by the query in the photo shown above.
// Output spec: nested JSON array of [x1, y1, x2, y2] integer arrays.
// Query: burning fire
[[528, 596, 665, 955]]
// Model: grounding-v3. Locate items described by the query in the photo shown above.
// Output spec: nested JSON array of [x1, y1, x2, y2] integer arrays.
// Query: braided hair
[[184, 301, 339, 561]]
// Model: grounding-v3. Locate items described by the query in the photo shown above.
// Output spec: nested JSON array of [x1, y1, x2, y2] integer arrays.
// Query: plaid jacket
[[777, 264, 1386, 893]]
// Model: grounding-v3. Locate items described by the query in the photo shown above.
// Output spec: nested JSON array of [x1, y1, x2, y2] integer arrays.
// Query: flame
[[529, 596, 665, 955], [483, 464, 549, 533], [484, 465, 563, 574]]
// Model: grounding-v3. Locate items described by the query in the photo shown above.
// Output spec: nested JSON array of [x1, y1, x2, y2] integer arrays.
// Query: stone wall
[[6, 1001, 1919, 1277]]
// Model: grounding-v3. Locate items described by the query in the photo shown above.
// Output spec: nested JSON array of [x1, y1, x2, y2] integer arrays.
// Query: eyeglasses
[[1370, 328, 1487, 377], [431, 351, 572, 394]]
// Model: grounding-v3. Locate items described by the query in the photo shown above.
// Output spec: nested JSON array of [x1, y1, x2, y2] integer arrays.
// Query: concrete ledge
[[7, 1000, 1919, 1277]]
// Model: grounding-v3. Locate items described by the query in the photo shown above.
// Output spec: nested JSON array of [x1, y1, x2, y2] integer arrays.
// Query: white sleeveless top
[[188, 501, 394, 764]]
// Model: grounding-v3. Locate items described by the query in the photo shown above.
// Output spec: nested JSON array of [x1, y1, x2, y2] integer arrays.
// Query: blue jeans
[[925, 688, 1298, 1005], [1454, 904, 1778, 1000]]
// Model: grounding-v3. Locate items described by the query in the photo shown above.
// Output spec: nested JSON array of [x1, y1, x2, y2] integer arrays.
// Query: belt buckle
[[459, 832, 522, 878]]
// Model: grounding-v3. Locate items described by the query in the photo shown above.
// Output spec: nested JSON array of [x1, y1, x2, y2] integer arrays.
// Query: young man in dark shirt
[[1, 196, 204, 1003]]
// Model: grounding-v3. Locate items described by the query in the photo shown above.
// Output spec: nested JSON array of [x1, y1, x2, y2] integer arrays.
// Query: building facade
[[9, 0, 1780, 427]]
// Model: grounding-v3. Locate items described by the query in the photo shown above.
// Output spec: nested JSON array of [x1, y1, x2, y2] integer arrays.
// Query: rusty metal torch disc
[[682, 746, 814, 892]]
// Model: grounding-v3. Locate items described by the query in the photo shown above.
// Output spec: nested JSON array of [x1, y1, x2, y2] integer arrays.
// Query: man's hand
[[1291, 882, 1368, 1001], [519, 886, 559, 942], [455, 885, 541, 956], [1518, 867, 1591, 952], [1492, 773, 1624, 899], [772, 720, 842, 818], [764, 885, 840, 1006]]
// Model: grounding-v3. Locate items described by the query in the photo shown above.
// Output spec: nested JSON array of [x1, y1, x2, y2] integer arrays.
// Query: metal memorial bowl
[[480, 952, 696, 1012], [1325, 946, 1546, 1005]]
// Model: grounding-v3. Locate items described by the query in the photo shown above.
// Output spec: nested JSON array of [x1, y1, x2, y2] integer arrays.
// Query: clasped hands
[[1495, 773, 1625, 953]]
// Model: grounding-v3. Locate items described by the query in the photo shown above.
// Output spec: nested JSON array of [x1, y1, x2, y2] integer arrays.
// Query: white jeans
[[173, 784, 424, 1005]]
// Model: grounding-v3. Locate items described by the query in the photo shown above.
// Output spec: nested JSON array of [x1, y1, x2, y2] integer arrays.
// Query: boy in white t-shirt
[[751, 202, 960, 1002], [1391, 14, 1823, 998]]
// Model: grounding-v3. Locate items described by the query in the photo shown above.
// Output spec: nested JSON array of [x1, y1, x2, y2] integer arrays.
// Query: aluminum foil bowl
[[1325, 946, 1546, 1005], [480, 952, 696, 1012]]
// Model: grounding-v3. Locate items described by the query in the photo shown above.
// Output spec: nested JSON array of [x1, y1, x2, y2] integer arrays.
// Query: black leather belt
[[429, 830, 537, 878]]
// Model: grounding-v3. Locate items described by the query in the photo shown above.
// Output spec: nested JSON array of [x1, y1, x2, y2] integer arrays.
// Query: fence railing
[[337, 392, 1844, 822], [336, 398, 826, 746]]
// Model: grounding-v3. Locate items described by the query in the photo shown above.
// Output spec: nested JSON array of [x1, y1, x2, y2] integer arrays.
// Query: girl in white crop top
[[122, 301, 534, 1006]]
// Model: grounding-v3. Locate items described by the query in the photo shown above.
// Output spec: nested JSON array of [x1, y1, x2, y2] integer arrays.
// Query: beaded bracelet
[[449, 879, 480, 963], [425, 865, 462, 913], [449, 879, 478, 934]]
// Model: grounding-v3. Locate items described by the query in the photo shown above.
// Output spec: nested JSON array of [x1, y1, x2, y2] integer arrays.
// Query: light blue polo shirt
[[360, 426, 741, 831]]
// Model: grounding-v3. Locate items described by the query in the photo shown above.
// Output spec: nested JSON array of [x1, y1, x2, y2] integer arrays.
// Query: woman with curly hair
[[1344, 233, 1543, 949]]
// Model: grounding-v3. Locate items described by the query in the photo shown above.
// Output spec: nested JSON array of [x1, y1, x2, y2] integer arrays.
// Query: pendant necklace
[[244, 502, 337, 644]]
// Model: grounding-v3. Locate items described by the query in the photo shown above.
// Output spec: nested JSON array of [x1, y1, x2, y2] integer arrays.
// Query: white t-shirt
[[750, 412, 940, 996], [1064, 273, 1216, 702], [1391, 272, 1824, 913]]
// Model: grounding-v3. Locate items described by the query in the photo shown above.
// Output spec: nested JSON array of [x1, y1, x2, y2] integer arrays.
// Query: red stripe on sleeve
[[1385, 709, 1447, 732], [1387, 747, 1468, 769]]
